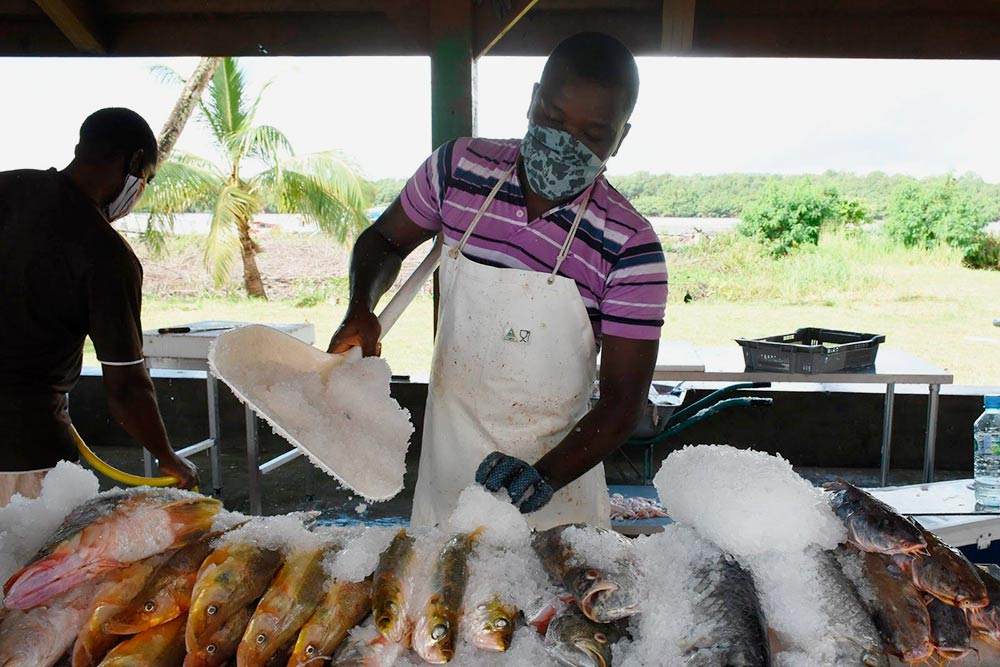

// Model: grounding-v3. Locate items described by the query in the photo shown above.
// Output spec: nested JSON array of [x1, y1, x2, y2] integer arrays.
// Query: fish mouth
[[579, 582, 619, 620], [569, 642, 607, 667], [901, 643, 934, 663], [472, 636, 509, 652]]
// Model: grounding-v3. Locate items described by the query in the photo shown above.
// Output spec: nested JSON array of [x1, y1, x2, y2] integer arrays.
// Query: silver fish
[[679, 550, 770, 667], [817, 548, 889, 667]]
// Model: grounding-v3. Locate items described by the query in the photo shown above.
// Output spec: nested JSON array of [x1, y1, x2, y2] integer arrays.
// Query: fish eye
[[594, 632, 608, 644], [306, 646, 316, 656], [585, 569, 600, 580], [494, 618, 508, 629], [143, 601, 155, 612], [207, 604, 218, 615], [205, 645, 216, 655], [431, 624, 449, 640], [256, 634, 267, 644]]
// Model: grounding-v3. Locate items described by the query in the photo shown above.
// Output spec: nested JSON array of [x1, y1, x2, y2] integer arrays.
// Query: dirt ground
[[132, 231, 432, 301]]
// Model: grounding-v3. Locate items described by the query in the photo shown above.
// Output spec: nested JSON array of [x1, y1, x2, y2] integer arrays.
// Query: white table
[[868, 479, 1000, 550], [651, 346, 954, 485], [143, 321, 315, 506]]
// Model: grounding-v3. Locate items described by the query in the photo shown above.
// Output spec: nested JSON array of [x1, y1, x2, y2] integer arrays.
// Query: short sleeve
[[88, 251, 145, 365], [399, 139, 458, 231], [601, 229, 669, 341]]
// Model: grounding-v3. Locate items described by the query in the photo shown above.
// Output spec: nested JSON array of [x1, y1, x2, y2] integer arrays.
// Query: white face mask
[[103, 174, 145, 222]]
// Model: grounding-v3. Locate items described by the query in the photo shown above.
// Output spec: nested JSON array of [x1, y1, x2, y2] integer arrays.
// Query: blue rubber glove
[[475, 451, 554, 514]]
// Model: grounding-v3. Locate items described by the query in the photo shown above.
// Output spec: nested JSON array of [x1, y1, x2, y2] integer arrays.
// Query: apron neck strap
[[450, 162, 596, 284], [452, 164, 517, 258], [548, 183, 595, 284]]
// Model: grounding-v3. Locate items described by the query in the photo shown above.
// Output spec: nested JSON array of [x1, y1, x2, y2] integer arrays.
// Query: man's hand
[[158, 453, 199, 490], [475, 451, 554, 514], [327, 307, 382, 357]]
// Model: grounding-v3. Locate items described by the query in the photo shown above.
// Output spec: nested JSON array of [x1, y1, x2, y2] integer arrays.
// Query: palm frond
[[240, 124, 294, 170], [254, 151, 374, 243], [205, 184, 261, 288], [138, 153, 225, 254], [243, 78, 275, 128], [201, 57, 249, 158], [150, 64, 185, 87]]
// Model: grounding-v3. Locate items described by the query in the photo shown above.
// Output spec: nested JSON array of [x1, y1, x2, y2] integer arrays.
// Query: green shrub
[[884, 176, 995, 267], [738, 180, 841, 256], [962, 232, 1000, 271]]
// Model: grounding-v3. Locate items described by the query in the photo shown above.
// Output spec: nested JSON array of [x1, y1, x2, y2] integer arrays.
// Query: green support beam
[[429, 0, 476, 148], [429, 0, 476, 332]]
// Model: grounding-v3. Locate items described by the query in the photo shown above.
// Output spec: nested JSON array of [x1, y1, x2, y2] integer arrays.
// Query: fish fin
[[164, 498, 223, 545]]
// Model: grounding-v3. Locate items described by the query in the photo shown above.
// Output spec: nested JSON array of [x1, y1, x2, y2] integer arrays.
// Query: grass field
[[83, 229, 1000, 385]]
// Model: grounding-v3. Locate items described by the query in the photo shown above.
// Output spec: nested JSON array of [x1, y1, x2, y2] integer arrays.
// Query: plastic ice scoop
[[208, 238, 441, 501]]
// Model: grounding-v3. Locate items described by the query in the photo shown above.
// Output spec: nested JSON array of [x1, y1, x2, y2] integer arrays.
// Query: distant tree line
[[606, 171, 1000, 221]]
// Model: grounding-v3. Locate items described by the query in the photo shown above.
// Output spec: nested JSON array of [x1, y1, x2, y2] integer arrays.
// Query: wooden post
[[429, 0, 476, 334], [662, 0, 696, 53]]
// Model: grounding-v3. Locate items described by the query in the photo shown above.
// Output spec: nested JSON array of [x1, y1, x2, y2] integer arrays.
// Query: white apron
[[410, 166, 611, 530]]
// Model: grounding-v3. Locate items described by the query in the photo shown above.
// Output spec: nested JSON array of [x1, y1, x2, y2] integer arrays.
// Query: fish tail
[[3, 553, 112, 610], [165, 498, 223, 543]]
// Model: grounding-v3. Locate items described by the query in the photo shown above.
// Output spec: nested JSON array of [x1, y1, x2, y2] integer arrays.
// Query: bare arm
[[533, 335, 658, 491], [327, 198, 436, 355], [101, 363, 198, 489]]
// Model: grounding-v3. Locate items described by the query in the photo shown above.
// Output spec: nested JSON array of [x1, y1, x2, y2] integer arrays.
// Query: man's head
[[530, 32, 639, 162], [72, 108, 158, 219]]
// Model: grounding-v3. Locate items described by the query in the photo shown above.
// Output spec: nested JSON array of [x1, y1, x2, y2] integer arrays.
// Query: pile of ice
[[655, 445, 853, 664], [324, 524, 398, 582], [215, 511, 325, 553], [656, 444, 843, 555], [0, 461, 100, 601], [614, 525, 716, 667], [209, 324, 414, 501], [448, 485, 531, 549]]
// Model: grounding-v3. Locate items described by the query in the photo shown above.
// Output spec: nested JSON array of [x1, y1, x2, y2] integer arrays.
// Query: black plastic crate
[[736, 328, 885, 373]]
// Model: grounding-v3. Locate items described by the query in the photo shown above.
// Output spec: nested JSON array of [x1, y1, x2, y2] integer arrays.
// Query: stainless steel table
[[143, 321, 314, 507], [651, 346, 954, 485]]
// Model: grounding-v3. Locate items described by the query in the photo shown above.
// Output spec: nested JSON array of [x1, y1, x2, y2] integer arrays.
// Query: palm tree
[[155, 56, 222, 169], [142, 57, 372, 299]]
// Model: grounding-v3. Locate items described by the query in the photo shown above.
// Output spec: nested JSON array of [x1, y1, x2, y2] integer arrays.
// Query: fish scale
[[814, 548, 889, 667], [235, 544, 336, 667], [288, 578, 373, 667], [679, 550, 771, 667]]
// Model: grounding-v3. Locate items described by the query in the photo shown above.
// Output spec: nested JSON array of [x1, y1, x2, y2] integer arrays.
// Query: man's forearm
[[349, 225, 404, 313], [105, 372, 175, 464], [533, 399, 643, 492]]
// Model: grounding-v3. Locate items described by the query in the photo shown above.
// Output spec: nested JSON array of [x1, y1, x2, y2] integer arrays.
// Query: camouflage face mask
[[520, 123, 606, 201]]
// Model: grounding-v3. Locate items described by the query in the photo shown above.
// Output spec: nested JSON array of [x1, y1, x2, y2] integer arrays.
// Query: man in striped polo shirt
[[330, 32, 667, 529]]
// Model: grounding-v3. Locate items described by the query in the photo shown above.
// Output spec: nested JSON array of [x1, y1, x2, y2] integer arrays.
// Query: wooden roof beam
[[474, 0, 541, 58], [32, 0, 104, 53], [662, 0, 695, 52]]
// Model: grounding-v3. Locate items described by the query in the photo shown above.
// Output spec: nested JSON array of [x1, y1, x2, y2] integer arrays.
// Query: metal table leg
[[207, 374, 223, 496], [246, 406, 262, 515], [923, 383, 941, 484], [143, 448, 154, 478], [880, 383, 895, 487]]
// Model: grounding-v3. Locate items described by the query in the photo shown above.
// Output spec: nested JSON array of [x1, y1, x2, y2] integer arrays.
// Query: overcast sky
[[1, 56, 999, 182]]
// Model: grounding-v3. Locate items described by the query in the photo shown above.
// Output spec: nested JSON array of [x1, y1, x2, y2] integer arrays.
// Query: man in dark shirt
[[0, 107, 198, 503]]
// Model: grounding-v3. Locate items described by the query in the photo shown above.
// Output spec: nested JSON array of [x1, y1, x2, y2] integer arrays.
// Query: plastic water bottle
[[974, 395, 1000, 506]]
